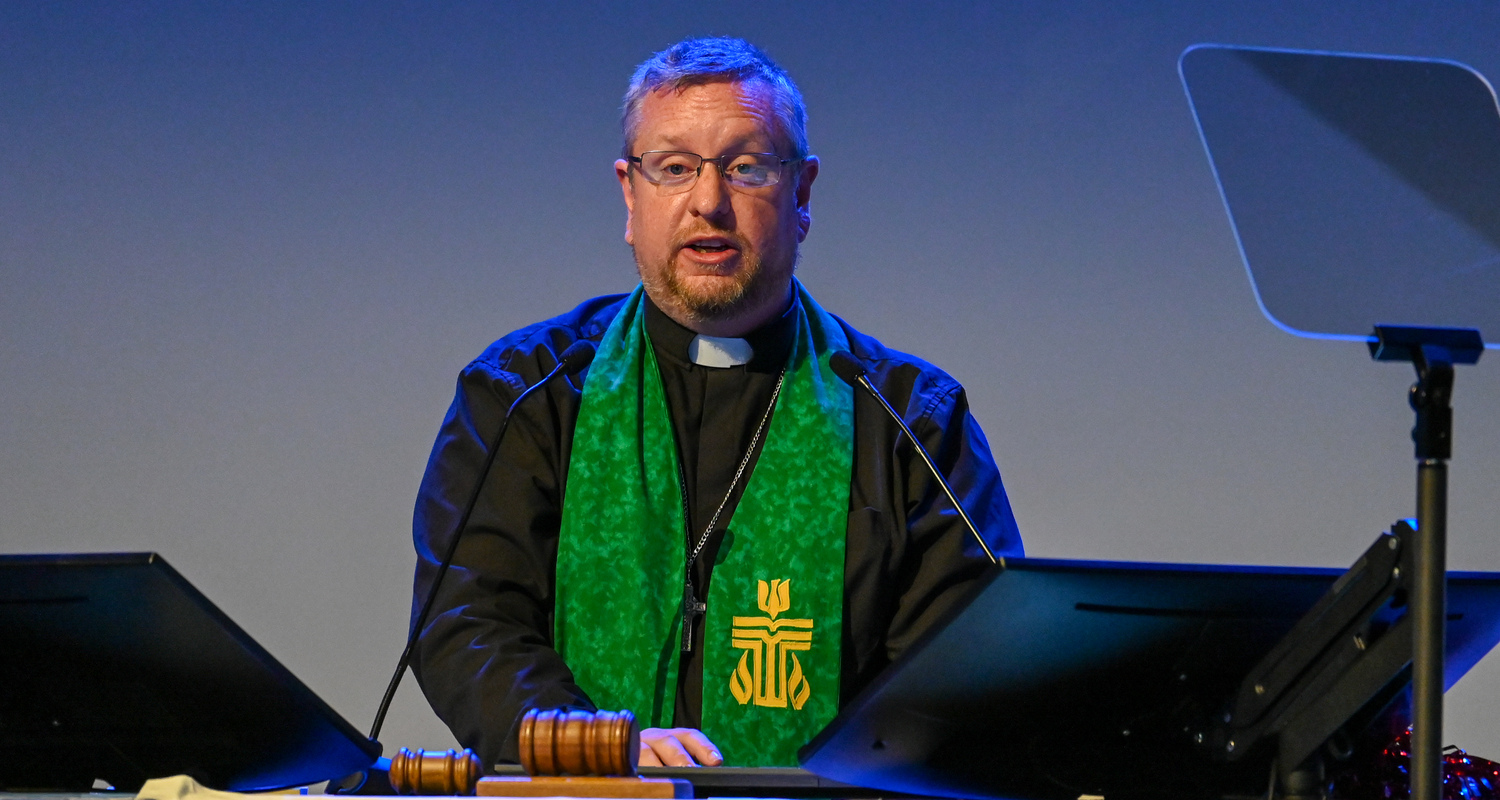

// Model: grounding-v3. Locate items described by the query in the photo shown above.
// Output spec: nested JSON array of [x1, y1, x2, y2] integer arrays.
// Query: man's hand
[[639, 727, 723, 767]]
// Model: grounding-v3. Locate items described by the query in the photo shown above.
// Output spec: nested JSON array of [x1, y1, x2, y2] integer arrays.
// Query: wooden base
[[476, 776, 692, 799]]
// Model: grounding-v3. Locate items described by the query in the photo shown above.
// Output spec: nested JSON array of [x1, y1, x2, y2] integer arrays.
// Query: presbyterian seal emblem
[[730, 579, 814, 710]]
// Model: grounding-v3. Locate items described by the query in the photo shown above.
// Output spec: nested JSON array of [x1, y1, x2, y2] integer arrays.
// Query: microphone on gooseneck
[[828, 350, 999, 565], [368, 339, 597, 743]]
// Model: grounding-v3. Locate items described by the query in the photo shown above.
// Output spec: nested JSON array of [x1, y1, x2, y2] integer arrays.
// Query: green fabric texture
[[555, 281, 853, 766]]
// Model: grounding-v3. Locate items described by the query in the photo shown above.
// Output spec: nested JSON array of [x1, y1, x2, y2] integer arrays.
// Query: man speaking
[[409, 36, 1023, 770]]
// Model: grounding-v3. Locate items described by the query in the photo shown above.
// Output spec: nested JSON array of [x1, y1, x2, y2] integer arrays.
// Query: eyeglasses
[[628, 151, 798, 194]]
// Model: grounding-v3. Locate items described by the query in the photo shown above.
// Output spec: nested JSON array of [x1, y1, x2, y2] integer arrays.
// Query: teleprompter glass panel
[[1180, 45, 1500, 347]]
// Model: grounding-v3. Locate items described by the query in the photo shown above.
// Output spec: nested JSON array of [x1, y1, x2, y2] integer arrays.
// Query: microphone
[[368, 339, 597, 742], [829, 350, 998, 565]]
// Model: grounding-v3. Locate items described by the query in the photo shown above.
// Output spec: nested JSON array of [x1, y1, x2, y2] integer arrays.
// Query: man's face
[[615, 80, 818, 335]]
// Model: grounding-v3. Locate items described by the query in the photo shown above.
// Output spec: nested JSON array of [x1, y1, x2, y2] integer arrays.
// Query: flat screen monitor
[[798, 556, 1500, 800], [0, 552, 381, 792]]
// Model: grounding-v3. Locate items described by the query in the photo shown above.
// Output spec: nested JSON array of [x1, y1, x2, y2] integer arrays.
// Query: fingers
[[638, 727, 724, 767], [638, 740, 665, 767], [674, 728, 724, 767], [640, 727, 694, 767]]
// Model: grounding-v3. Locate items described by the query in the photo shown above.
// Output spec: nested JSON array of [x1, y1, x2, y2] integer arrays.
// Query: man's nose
[[687, 162, 733, 219]]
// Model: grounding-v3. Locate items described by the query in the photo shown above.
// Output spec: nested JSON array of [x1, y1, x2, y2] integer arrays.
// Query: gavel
[[389, 708, 640, 795], [518, 707, 640, 778], [389, 746, 485, 796]]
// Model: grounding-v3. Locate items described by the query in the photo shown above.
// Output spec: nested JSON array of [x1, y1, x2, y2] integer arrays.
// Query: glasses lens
[[722, 154, 782, 188], [640, 152, 701, 186]]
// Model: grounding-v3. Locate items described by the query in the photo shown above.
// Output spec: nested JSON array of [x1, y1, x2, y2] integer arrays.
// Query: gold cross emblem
[[729, 579, 813, 710]]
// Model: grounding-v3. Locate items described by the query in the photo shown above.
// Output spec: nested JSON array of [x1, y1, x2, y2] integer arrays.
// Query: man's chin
[[653, 270, 759, 321], [673, 275, 750, 310], [636, 249, 793, 326], [668, 288, 754, 321]]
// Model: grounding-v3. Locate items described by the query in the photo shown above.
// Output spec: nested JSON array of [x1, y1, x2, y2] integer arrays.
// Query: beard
[[635, 230, 795, 324]]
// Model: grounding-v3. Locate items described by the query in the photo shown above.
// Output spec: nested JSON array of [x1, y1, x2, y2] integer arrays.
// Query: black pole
[[1370, 326, 1482, 800], [1411, 459, 1446, 800], [1406, 343, 1454, 800]]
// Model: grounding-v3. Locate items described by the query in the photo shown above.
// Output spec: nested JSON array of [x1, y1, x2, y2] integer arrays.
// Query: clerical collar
[[644, 293, 798, 373], [688, 335, 753, 367]]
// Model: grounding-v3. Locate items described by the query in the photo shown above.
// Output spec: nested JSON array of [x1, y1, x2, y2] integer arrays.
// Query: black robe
[[409, 291, 1023, 767]]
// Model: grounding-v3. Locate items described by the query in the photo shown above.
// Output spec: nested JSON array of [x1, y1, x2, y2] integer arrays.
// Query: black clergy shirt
[[643, 296, 795, 729], [409, 289, 1023, 767]]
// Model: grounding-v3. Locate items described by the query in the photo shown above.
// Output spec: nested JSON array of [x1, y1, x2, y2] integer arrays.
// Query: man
[[409, 37, 1023, 770]]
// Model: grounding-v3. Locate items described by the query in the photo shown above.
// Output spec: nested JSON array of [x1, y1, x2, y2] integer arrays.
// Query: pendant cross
[[682, 578, 707, 653]]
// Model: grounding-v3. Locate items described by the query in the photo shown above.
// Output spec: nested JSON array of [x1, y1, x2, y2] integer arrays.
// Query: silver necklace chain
[[686, 368, 787, 570], [680, 368, 786, 653]]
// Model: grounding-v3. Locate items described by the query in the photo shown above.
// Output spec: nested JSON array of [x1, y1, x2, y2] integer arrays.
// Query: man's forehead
[[635, 78, 781, 144], [643, 75, 770, 101]]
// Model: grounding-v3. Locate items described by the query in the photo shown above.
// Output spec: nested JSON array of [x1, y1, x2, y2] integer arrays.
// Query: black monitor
[[0, 552, 381, 792], [799, 556, 1500, 800]]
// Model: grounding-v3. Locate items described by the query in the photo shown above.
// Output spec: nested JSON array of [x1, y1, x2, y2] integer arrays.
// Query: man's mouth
[[683, 236, 738, 254]]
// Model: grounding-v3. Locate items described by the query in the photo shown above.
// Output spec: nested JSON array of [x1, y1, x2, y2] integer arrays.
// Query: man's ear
[[794, 156, 819, 242], [615, 158, 635, 245]]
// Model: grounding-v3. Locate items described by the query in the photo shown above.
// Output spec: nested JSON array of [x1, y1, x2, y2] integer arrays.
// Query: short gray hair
[[621, 37, 809, 160]]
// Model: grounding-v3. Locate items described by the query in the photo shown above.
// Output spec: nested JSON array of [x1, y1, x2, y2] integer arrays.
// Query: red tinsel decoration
[[1330, 727, 1500, 800]]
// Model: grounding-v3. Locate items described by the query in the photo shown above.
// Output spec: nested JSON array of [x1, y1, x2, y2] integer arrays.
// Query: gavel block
[[475, 708, 692, 799], [476, 776, 691, 799]]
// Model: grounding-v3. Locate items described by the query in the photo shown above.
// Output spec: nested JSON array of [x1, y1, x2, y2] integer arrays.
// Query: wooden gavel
[[389, 708, 641, 795], [389, 746, 485, 796], [518, 707, 640, 778]]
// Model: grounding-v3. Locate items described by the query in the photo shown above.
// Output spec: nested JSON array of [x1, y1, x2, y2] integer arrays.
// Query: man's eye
[[724, 157, 775, 184], [650, 155, 698, 179]]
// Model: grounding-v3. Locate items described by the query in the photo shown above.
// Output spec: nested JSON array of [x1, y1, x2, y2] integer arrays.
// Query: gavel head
[[388, 747, 483, 795], [519, 708, 640, 777]]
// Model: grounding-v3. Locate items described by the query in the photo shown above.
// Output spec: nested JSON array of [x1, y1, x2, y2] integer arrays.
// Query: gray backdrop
[[4, 0, 1499, 764]]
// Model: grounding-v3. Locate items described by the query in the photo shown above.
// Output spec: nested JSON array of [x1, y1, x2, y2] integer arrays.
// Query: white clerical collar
[[688, 334, 754, 368]]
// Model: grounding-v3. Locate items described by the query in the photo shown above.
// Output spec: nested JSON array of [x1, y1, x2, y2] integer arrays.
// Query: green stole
[[555, 282, 853, 766]]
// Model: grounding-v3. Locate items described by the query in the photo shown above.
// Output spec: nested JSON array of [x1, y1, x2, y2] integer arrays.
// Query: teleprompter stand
[[1180, 43, 1500, 800], [799, 45, 1500, 800], [1210, 326, 1481, 799], [1372, 326, 1483, 800]]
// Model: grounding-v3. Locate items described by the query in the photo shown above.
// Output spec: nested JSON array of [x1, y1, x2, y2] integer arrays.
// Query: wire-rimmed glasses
[[628, 151, 798, 194]]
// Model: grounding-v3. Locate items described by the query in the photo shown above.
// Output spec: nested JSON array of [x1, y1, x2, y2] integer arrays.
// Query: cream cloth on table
[[136, 776, 249, 800], [135, 775, 324, 800]]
